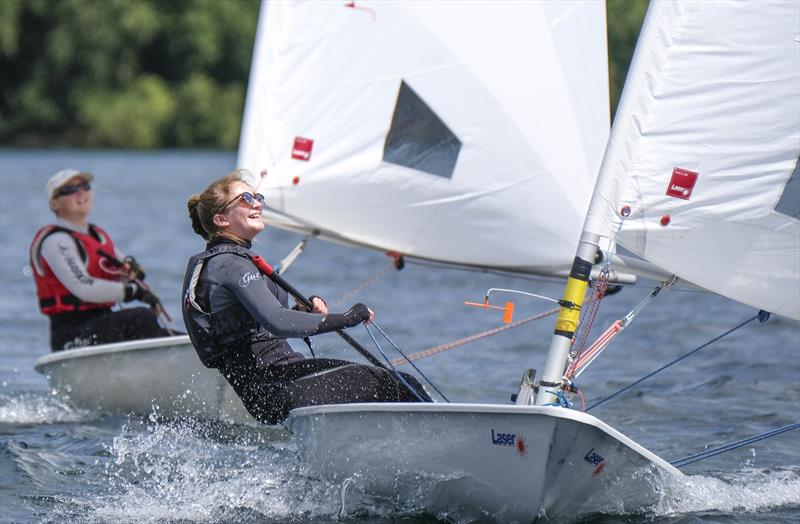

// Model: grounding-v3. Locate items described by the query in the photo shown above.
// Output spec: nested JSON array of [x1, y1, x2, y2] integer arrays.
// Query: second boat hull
[[33, 336, 255, 424]]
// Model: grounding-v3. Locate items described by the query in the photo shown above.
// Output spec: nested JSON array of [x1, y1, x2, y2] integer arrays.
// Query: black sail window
[[775, 156, 799, 219], [383, 81, 461, 178]]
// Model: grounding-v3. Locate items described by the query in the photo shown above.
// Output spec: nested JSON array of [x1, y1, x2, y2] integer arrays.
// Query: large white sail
[[585, 0, 800, 320], [238, 0, 609, 275]]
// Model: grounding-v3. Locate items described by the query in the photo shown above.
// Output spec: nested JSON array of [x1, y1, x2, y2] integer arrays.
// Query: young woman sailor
[[30, 169, 172, 351], [182, 170, 429, 424]]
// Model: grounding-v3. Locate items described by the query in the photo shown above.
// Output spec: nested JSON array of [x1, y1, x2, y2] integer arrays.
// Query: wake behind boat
[[34, 335, 254, 424]]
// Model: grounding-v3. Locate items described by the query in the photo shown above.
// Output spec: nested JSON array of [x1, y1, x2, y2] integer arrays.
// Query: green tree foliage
[[78, 75, 175, 148], [606, 0, 650, 118], [0, 0, 647, 149], [0, 0, 258, 148]]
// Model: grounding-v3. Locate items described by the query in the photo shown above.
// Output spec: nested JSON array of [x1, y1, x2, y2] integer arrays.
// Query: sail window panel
[[383, 81, 461, 179], [775, 157, 799, 219]]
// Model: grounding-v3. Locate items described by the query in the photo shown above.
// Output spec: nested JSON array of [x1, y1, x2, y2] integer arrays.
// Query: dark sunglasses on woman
[[55, 181, 92, 198], [221, 191, 266, 211]]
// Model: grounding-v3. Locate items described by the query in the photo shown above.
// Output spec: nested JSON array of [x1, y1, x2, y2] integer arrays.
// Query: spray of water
[[0, 391, 94, 424], [653, 466, 800, 516], [73, 414, 429, 523]]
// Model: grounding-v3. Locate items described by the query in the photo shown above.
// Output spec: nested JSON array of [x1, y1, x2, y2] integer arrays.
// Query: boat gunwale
[[33, 335, 193, 371]]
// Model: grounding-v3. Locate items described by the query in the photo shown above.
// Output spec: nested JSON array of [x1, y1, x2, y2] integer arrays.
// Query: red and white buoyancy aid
[[29, 224, 120, 315]]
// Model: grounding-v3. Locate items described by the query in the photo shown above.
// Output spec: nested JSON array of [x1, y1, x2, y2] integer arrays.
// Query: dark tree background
[[0, 0, 647, 149]]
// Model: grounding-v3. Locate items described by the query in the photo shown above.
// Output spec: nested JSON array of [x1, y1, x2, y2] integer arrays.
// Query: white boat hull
[[288, 403, 681, 521], [33, 336, 255, 424]]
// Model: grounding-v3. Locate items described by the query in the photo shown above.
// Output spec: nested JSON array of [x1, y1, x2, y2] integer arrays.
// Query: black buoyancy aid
[[30, 224, 119, 315], [182, 243, 286, 368]]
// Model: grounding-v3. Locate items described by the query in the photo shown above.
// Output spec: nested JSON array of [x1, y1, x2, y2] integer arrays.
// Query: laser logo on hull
[[584, 447, 606, 476], [491, 429, 515, 446], [491, 429, 527, 460]]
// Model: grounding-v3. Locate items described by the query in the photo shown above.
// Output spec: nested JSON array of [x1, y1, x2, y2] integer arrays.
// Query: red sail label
[[291, 137, 314, 161], [666, 168, 699, 200]]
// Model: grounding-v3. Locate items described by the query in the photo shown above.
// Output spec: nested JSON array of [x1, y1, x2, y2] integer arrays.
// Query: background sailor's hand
[[124, 281, 159, 308], [122, 256, 146, 280]]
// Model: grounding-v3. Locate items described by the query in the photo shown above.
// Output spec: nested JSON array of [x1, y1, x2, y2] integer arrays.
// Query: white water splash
[[652, 467, 800, 517], [0, 392, 94, 424], [78, 417, 363, 523]]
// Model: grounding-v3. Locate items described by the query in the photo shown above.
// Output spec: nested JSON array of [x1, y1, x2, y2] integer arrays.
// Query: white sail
[[585, 0, 800, 320], [238, 0, 609, 275]]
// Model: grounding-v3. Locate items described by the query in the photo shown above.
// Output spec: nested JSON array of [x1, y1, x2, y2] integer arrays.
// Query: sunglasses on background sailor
[[54, 181, 92, 198]]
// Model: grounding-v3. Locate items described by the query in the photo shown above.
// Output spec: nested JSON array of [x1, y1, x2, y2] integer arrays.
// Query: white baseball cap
[[45, 169, 94, 201]]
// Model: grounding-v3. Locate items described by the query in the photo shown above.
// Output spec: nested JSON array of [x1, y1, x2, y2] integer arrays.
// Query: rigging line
[[568, 320, 624, 380], [389, 307, 561, 366], [567, 277, 677, 379], [670, 422, 800, 468], [371, 322, 450, 403], [330, 262, 394, 307], [363, 323, 428, 403], [586, 314, 759, 412], [572, 270, 610, 363]]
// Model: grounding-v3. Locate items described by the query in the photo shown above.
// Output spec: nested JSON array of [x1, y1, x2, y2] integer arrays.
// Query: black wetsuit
[[181, 238, 429, 424]]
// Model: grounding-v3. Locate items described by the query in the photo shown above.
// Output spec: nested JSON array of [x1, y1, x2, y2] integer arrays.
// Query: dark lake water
[[1, 150, 798, 523]]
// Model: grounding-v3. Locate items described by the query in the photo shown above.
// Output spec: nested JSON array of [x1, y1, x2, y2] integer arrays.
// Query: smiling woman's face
[[214, 181, 265, 241]]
